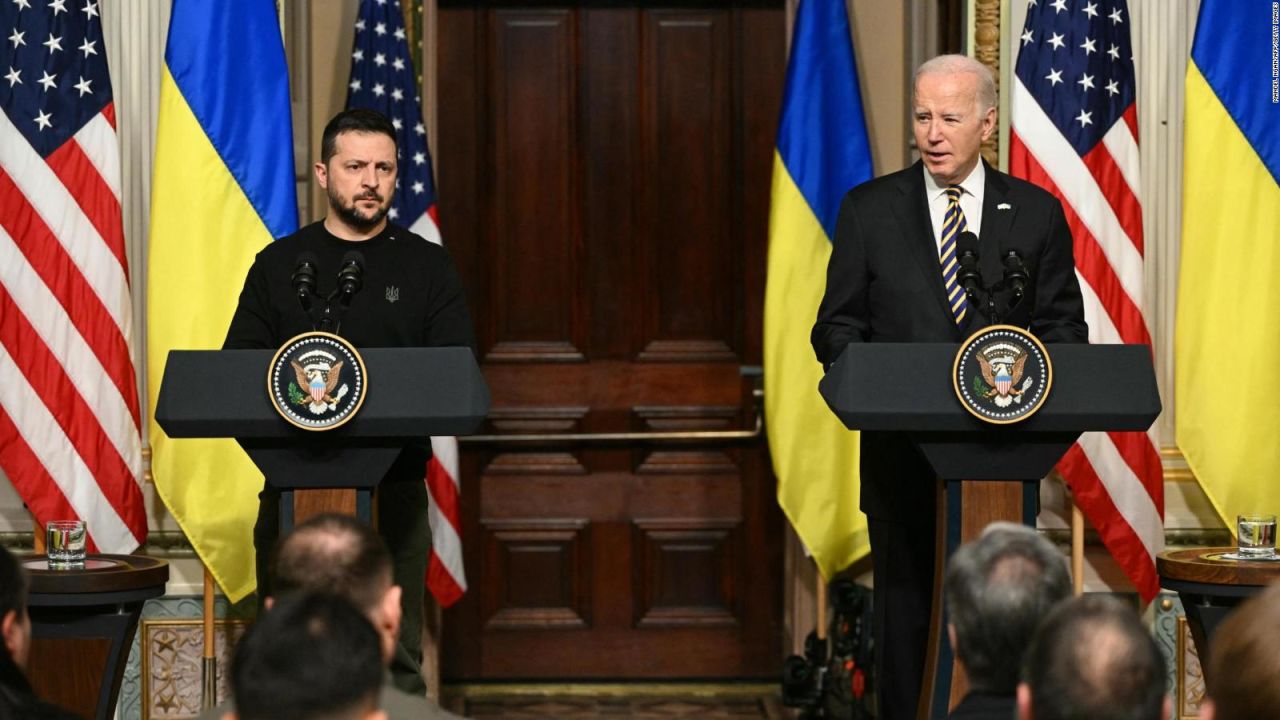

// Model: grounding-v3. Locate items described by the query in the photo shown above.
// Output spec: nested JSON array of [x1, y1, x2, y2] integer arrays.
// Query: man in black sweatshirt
[[224, 108, 474, 696]]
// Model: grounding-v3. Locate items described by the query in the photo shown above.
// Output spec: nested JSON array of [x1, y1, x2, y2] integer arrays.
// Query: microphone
[[1002, 250, 1029, 299], [955, 231, 983, 301], [291, 252, 318, 311], [337, 250, 365, 300]]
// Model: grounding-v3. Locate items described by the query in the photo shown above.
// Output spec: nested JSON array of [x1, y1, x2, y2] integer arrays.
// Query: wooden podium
[[820, 342, 1160, 720], [155, 346, 489, 528]]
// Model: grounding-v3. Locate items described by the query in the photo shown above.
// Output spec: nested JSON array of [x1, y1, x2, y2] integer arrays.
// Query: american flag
[[0, 0, 146, 553], [1010, 0, 1163, 600], [345, 0, 467, 606]]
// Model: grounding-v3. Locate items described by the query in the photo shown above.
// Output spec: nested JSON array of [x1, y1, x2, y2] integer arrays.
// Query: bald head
[[271, 514, 393, 614], [1019, 595, 1167, 720]]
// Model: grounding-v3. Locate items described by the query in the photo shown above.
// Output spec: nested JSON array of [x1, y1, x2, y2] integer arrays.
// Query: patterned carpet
[[442, 685, 788, 719]]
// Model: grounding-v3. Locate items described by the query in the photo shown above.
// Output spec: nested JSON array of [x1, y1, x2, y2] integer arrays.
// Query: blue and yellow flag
[[147, 0, 298, 601], [764, 0, 874, 579], [1177, 0, 1280, 536]]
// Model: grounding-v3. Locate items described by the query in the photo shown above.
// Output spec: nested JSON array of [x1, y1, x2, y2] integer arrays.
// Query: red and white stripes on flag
[[427, 434, 466, 606], [422, 203, 465, 607], [422, 204, 466, 606], [1011, 0, 1163, 600], [0, 2, 147, 553], [417, 206, 464, 605]]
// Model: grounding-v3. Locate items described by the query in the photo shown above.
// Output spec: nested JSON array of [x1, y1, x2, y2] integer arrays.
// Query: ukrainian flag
[[147, 0, 298, 601], [764, 0, 874, 579], [1177, 0, 1280, 538]]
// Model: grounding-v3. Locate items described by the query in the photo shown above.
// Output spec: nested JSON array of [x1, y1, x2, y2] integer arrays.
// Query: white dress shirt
[[923, 161, 985, 255]]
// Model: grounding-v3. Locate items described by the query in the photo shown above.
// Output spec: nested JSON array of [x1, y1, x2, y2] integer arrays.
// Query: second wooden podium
[[820, 342, 1160, 720]]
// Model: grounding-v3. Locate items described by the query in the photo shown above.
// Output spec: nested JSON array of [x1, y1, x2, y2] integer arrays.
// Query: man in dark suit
[[811, 54, 1087, 720]]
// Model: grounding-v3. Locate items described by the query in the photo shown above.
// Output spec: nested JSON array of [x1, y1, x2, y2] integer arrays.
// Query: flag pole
[[202, 567, 217, 709], [30, 511, 46, 554], [815, 567, 827, 641], [1071, 501, 1085, 596]]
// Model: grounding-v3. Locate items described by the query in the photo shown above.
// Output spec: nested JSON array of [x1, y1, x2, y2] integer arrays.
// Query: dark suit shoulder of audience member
[[949, 690, 1016, 720]]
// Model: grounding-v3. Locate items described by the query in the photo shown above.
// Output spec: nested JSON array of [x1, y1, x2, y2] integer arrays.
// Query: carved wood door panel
[[437, 1, 785, 679]]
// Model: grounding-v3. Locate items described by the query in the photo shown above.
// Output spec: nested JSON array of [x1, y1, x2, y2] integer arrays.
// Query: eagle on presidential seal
[[976, 342, 1035, 408], [291, 359, 345, 414]]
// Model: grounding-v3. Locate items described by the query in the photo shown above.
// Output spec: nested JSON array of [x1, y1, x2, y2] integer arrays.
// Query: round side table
[[24, 554, 169, 720], [1157, 547, 1280, 682]]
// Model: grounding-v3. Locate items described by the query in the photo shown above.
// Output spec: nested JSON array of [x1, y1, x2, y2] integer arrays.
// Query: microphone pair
[[291, 250, 366, 333], [955, 232, 1028, 300], [291, 251, 365, 310]]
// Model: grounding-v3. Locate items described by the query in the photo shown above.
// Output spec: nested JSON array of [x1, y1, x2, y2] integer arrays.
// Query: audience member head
[[1018, 594, 1169, 720], [944, 521, 1071, 693], [0, 545, 31, 671], [269, 513, 400, 662], [1200, 581, 1280, 720], [229, 592, 386, 720]]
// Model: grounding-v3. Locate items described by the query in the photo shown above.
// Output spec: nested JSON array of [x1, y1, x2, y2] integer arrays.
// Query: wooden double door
[[437, 0, 787, 680]]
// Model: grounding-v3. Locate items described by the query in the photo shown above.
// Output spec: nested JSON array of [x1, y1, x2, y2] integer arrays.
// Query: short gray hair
[[944, 522, 1070, 693], [913, 54, 998, 111]]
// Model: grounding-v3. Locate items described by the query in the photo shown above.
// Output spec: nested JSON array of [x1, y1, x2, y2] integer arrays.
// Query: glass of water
[[46, 520, 87, 569], [1237, 514, 1277, 559]]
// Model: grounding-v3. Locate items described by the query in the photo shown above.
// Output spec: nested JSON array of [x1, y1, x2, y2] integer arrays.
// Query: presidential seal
[[267, 332, 367, 431], [952, 325, 1052, 424]]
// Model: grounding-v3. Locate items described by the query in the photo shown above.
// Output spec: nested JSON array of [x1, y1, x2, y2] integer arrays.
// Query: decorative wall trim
[[1041, 527, 1231, 549], [138, 619, 249, 720], [974, 0, 1001, 165], [1154, 593, 1204, 720], [118, 596, 256, 720]]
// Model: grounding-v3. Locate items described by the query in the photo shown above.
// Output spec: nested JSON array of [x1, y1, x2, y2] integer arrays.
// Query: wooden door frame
[[413, 0, 944, 683]]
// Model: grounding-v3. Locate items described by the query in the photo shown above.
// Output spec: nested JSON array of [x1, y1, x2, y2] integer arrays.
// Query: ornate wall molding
[[974, 0, 1001, 165], [1155, 593, 1205, 719], [118, 597, 256, 720]]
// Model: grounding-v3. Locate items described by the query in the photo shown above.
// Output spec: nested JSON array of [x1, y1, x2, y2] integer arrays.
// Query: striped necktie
[[940, 186, 969, 326]]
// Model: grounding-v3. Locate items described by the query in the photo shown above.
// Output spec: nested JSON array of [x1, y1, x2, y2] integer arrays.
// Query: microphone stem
[[319, 304, 335, 333]]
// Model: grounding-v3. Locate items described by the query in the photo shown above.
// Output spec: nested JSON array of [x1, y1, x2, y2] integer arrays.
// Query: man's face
[[316, 131, 397, 233], [912, 71, 996, 186]]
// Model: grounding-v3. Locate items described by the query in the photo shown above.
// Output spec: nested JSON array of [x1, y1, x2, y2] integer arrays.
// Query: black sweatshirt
[[223, 220, 475, 352], [222, 221, 475, 473]]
